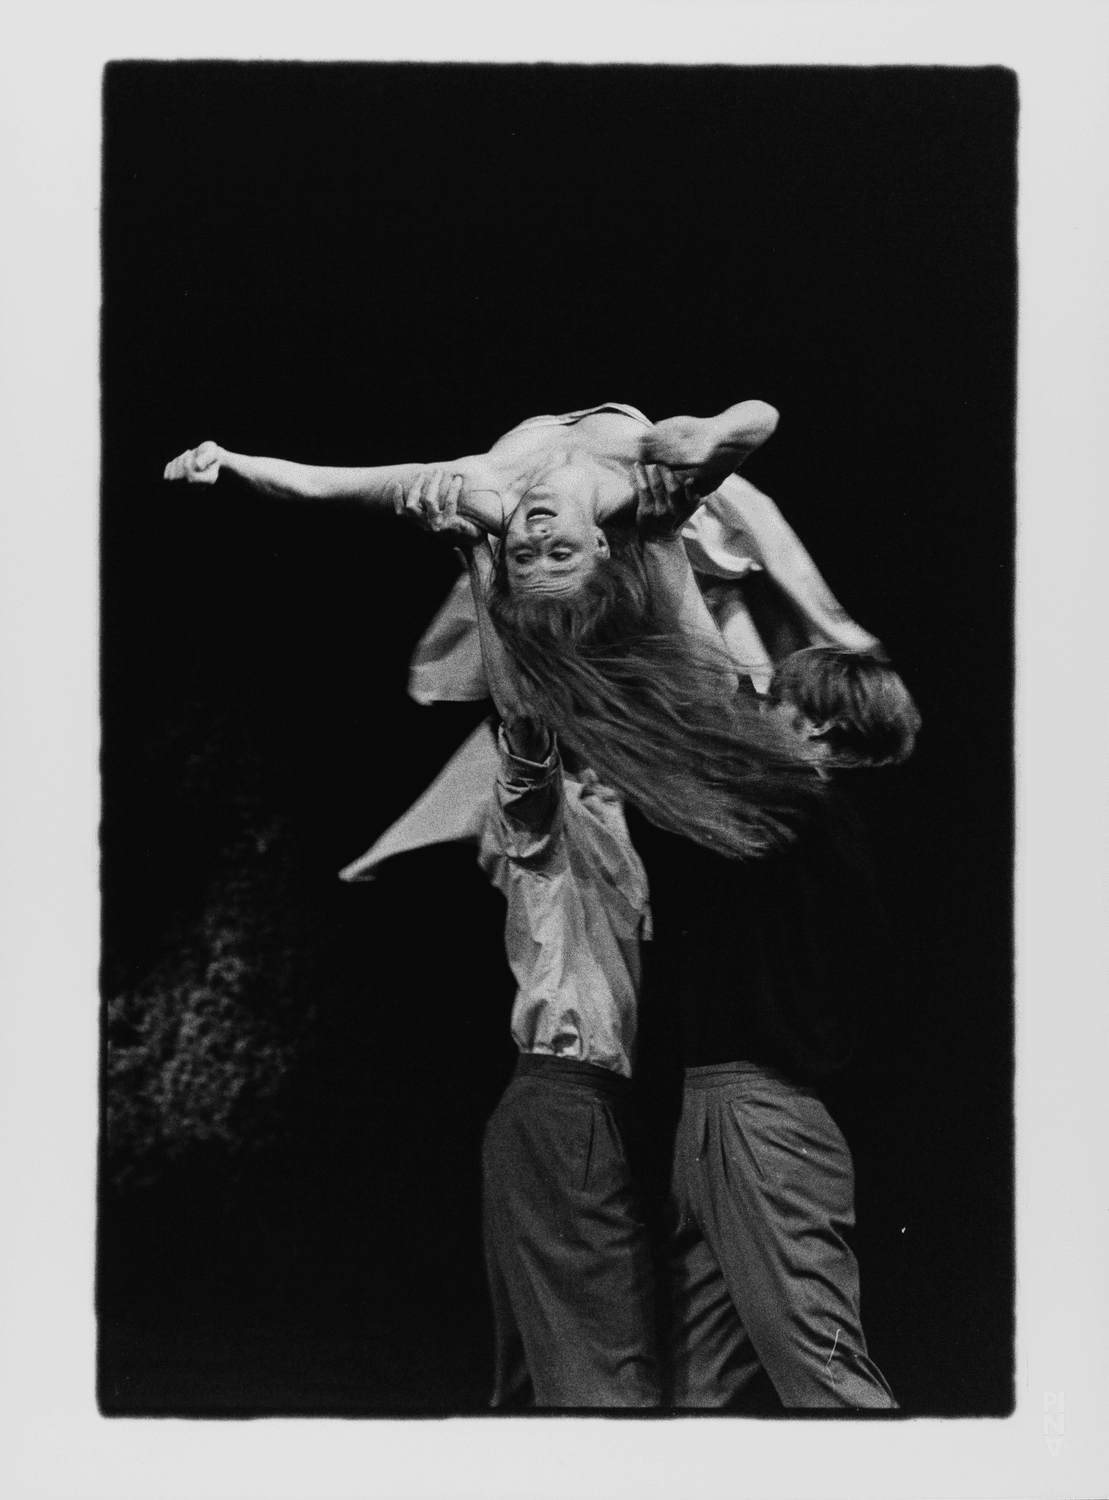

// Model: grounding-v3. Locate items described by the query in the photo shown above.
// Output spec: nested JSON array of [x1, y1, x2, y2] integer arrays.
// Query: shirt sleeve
[[681, 480, 765, 579], [683, 475, 880, 654], [491, 725, 566, 867], [406, 571, 491, 705]]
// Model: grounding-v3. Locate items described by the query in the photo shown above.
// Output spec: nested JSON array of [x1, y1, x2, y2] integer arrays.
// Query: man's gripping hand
[[632, 461, 701, 540], [387, 467, 484, 541]]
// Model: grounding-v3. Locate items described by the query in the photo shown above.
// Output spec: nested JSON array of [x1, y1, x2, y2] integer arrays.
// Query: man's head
[[765, 647, 921, 767], [502, 459, 611, 599]]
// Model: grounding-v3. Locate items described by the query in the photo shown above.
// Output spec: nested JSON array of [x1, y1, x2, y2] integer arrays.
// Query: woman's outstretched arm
[[163, 441, 510, 534]]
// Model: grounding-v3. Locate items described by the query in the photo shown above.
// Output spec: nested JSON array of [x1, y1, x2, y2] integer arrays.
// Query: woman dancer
[[166, 398, 879, 856]]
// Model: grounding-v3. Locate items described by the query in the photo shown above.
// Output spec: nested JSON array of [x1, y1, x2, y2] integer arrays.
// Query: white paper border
[[1, 3, 1107, 1497]]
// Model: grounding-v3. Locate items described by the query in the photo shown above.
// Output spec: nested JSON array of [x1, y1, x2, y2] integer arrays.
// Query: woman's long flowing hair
[[486, 521, 824, 859]]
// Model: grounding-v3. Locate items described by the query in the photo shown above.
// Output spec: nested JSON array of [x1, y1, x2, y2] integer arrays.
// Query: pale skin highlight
[[164, 403, 883, 859], [163, 400, 781, 600], [502, 469, 612, 596]]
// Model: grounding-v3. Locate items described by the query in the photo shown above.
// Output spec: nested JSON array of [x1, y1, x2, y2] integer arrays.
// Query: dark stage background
[[98, 63, 1015, 1416]]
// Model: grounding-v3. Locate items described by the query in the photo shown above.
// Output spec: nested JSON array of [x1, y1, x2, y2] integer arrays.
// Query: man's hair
[[768, 646, 921, 767], [487, 521, 825, 859]]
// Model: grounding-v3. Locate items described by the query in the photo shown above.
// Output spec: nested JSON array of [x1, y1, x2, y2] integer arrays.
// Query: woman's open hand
[[164, 441, 222, 485]]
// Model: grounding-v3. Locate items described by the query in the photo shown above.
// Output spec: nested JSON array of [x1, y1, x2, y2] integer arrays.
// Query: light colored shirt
[[477, 729, 649, 1079], [338, 720, 650, 1079]]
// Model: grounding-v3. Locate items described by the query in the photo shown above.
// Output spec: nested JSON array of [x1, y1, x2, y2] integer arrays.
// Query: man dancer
[[350, 529, 660, 1409], [623, 476, 900, 1409]]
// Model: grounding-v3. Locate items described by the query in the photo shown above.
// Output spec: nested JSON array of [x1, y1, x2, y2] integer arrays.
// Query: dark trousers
[[482, 1054, 661, 1408], [668, 1062, 897, 1410]]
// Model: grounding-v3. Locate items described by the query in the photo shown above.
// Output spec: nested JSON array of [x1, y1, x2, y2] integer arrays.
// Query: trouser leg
[[481, 1058, 660, 1409], [482, 1185, 532, 1409], [668, 1123, 764, 1407], [675, 1065, 896, 1410]]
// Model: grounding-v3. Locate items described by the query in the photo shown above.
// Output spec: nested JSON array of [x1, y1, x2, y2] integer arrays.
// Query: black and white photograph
[[99, 57, 1013, 1419], [2, 6, 1108, 1500]]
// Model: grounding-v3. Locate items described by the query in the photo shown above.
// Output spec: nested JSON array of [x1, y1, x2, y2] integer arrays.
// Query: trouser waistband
[[514, 1053, 631, 1096], [682, 1060, 817, 1097]]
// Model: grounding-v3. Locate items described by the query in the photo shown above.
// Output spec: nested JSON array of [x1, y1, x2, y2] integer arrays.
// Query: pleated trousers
[[482, 1054, 661, 1409], [668, 1062, 896, 1410]]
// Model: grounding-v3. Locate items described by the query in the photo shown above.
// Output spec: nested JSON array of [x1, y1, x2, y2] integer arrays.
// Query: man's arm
[[696, 475, 881, 654], [458, 536, 564, 854], [634, 462, 780, 689], [465, 541, 551, 762], [642, 533, 736, 653], [164, 441, 510, 534], [636, 458, 880, 660], [633, 462, 733, 647]]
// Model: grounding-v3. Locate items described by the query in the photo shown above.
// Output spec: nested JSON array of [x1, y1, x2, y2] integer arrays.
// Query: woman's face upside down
[[503, 469, 611, 599]]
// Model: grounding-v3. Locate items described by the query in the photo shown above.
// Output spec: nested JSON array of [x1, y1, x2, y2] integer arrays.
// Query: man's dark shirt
[[626, 792, 889, 1084]]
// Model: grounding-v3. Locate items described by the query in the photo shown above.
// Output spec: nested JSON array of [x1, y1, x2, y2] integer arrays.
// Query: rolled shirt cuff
[[497, 723, 559, 785]]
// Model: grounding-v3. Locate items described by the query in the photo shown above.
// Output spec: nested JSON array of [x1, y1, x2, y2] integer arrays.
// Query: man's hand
[[633, 461, 701, 539], [387, 467, 484, 541], [164, 441, 222, 485], [576, 767, 621, 810]]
